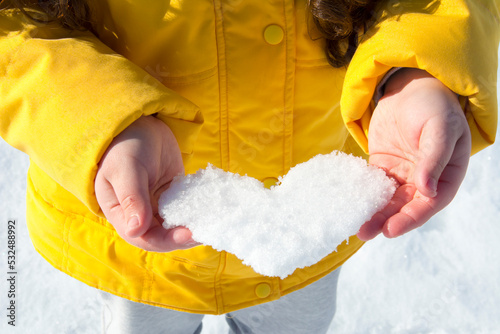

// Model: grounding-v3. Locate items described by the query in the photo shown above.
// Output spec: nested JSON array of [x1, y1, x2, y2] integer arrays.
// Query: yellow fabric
[[342, 0, 500, 155], [1, 0, 498, 314]]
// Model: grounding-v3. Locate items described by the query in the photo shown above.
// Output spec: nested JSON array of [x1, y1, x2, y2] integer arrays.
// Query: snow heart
[[159, 151, 396, 278]]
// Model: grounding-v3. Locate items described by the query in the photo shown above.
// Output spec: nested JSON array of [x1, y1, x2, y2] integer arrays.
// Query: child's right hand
[[357, 69, 471, 241], [94, 115, 200, 252]]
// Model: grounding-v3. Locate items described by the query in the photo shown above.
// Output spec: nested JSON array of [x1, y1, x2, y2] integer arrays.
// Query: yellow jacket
[[0, 0, 498, 314]]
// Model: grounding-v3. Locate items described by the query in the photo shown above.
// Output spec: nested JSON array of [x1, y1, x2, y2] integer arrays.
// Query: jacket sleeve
[[0, 10, 204, 214], [341, 0, 500, 155]]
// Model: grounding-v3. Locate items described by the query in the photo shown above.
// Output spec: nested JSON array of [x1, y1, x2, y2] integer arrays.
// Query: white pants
[[101, 268, 341, 334]]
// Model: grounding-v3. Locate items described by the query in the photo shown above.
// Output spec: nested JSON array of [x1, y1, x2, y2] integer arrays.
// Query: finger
[[415, 110, 467, 198], [415, 125, 455, 198], [96, 176, 199, 252], [380, 158, 469, 239], [382, 192, 437, 238], [129, 220, 201, 252], [95, 174, 123, 223], [357, 183, 415, 241], [104, 161, 153, 239]]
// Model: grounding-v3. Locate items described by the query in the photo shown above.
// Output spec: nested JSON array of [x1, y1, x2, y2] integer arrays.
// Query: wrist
[[383, 68, 435, 96]]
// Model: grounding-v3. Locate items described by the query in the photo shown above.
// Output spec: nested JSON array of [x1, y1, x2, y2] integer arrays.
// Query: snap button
[[255, 283, 271, 298], [262, 177, 279, 189], [263, 24, 284, 45]]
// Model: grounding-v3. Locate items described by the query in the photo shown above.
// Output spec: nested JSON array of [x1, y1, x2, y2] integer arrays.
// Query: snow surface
[[1, 65, 500, 333], [159, 152, 396, 278]]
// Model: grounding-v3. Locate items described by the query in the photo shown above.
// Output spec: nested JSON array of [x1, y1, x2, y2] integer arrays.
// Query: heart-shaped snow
[[159, 151, 396, 278]]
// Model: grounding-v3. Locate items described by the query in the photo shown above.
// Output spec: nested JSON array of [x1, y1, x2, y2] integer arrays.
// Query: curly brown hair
[[1, 0, 379, 68], [0, 0, 92, 31], [309, 0, 379, 67]]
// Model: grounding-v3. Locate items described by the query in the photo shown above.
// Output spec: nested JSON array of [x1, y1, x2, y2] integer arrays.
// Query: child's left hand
[[357, 68, 472, 241]]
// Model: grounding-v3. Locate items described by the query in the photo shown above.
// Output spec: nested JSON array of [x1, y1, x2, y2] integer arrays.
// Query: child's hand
[[95, 115, 199, 252], [357, 69, 472, 241]]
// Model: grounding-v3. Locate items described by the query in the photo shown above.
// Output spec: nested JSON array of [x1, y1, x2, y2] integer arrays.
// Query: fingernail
[[427, 178, 438, 196], [172, 229, 199, 246], [184, 238, 201, 247], [127, 215, 140, 229]]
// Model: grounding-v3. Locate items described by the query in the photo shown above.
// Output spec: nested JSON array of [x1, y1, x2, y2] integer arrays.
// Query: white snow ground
[[1, 75, 500, 333]]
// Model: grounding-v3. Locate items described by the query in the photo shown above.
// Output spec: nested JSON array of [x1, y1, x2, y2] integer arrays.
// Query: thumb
[[113, 164, 153, 238], [415, 120, 457, 198]]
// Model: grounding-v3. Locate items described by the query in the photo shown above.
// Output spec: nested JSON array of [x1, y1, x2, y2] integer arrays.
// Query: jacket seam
[[282, 0, 288, 175], [29, 174, 115, 230], [153, 252, 216, 270], [214, 250, 227, 314], [158, 66, 217, 84], [62, 214, 71, 273], [142, 252, 155, 302], [282, 0, 295, 174], [213, 0, 230, 171], [28, 177, 217, 270]]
